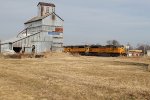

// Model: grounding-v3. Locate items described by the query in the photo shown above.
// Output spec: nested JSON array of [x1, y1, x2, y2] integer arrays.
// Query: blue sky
[[0, 0, 150, 46]]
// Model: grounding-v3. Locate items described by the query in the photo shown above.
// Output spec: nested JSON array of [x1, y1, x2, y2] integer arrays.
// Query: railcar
[[64, 45, 88, 55], [64, 45, 126, 57], [88, 45, 126, 56]]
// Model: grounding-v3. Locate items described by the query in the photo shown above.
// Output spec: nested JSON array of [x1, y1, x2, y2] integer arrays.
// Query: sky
[[0, 0, 150, 46]]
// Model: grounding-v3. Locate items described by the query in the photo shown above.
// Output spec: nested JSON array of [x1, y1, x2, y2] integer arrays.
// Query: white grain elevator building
[[1, 2, 64, 54]]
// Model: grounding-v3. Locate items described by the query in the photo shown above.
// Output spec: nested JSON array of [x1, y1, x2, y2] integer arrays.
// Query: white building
[[1, 2, 64, 54]]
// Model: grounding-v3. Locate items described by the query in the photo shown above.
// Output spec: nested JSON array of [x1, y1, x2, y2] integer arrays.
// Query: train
[[64, 45, 127, 57]]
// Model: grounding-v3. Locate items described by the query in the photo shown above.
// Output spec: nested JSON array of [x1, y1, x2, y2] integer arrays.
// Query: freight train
[[64, 45, 127, 57]]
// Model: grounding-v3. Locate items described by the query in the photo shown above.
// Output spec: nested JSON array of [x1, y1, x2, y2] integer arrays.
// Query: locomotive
[[64, 45, 127, 57]]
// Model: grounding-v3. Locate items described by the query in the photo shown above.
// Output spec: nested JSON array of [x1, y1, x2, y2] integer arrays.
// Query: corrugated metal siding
[[2, 31, 63, 54], [25, 20, 42, 28], [2, 3, 64, 54], [1, 43, 13, 52], [34, 41, 52, 53], [9, 31, 61, 53], [42, 16, 53, 26], [55, 15, 63, 26], [42, 15, 63, 27]]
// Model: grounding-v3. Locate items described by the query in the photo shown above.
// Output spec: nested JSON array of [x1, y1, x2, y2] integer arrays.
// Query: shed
[[128, 50, 143, 57]]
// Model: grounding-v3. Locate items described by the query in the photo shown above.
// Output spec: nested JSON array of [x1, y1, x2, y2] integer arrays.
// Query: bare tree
[[136, 44, 150, 54], [127, 43, 133, 50], [106, 40, 120, 46]]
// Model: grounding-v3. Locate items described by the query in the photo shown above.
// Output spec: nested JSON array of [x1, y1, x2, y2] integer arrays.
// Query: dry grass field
[[0, 53, 150, 100]]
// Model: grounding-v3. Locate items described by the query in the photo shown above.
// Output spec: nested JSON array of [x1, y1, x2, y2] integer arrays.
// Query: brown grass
[[0, 54, 150, 100]]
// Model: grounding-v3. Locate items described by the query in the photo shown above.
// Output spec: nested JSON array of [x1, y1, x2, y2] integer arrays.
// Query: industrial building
[[0, 2, 64, 54], [128, 50, 143, 57]]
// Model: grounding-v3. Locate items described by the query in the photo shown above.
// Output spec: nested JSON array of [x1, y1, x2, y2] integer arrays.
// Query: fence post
[[147, 64, 150, 72]]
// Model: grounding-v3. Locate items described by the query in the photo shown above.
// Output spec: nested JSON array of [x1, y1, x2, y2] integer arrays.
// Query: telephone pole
[[144, 44, 146, 57], [0, 40, 1, 53]]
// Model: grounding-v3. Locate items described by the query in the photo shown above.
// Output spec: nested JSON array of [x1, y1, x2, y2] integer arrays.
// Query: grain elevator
[[1, 2, 64, 54]]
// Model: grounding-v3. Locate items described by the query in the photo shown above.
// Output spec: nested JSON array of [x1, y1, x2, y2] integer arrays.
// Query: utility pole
[[144, 44, 146, 57], [0, 40, 1, 53], [126, 43, 130, 57]]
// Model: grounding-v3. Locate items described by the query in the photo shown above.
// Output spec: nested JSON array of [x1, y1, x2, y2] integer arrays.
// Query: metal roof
[[1, 37, 20, 45], [129, 50, 143, 53], [24, 13, 51, 24], [37, 2, 55, 7], [1, 32, 41, 45], [24, 13, 64, 24]]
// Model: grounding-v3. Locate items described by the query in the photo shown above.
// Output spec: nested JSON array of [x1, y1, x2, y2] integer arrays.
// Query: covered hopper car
[[64, 45, 127, 57]]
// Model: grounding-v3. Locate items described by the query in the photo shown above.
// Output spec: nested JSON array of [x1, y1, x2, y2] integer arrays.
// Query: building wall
[[25, 20, 42, 28], [25, 20, 42, 35], [42, 15, 53, 26], [38, 5, 55, 17], [1, 2, 63, 54], [1, 44, 13, 53], [55, 15, 63, 27], [42, 14, 63, 27], [7, 31, 63, 54], [24, 14, 63, 35], [128, 52, 143, 57], [14, 32, 49, 48]]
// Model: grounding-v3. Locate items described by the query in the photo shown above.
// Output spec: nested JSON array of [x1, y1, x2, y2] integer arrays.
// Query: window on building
[[52, 14, 55, 20], [46, 7, 49, 13], [9, 43, 12, 50]]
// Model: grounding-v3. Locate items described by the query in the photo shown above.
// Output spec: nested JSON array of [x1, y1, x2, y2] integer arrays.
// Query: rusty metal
[[55, 27, 63, 33], [41, 5, 44, 16]]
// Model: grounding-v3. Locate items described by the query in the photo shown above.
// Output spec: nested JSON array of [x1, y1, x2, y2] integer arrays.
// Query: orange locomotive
[[64, 45, 126, 57]]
